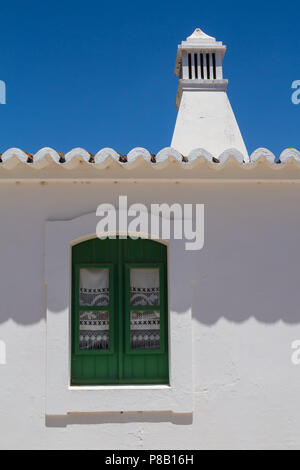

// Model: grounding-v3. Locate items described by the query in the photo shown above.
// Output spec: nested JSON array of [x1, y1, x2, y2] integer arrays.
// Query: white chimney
[[171, 28, 249, 160]]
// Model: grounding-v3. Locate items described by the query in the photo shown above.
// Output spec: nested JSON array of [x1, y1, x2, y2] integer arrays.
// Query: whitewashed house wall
[[0, 156, 300, 449]]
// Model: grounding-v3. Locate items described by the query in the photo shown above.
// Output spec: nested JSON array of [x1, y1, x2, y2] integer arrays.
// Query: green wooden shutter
[[71, 238, 169, 385]]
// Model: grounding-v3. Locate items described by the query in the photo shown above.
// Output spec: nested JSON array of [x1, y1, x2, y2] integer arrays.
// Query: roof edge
[[0, 147, 299, 171]]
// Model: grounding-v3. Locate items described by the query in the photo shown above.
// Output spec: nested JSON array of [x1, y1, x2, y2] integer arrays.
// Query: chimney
[[171, 28, 248, 160]]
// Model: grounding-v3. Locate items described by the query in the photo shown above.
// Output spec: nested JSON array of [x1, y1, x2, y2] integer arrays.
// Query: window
[[71, 237, 169, 386]]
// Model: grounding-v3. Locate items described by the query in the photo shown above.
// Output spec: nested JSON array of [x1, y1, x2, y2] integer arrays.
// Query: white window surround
[[45, 211, 193, 415]]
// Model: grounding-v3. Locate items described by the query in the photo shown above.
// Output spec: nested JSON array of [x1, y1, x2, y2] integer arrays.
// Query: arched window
[[71, 237, 169, 385]]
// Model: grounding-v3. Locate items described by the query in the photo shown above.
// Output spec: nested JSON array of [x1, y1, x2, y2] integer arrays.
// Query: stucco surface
[[0, 181, 300, 449], [172, 91, 248, 158]]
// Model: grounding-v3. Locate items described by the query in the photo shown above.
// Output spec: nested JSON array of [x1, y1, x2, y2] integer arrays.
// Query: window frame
[[74, 263, 115, 357], [124, 263, 167, 356]]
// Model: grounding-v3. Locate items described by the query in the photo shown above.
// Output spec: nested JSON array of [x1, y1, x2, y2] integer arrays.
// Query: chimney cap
[[186, 28, 216, 43], [175, 28, 226, 76]]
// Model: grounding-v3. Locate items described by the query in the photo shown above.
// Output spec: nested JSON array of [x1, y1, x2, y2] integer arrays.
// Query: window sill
[[47, 382, 191, 415], [69, 384, 171, 391]]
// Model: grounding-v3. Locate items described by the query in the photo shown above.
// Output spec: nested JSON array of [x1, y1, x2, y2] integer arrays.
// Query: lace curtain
[[78, 267, 161, 351], [130, 268, 160, 306], [79, 269, 110, 350], [79, 311, 110, 350], [130, 268, 161, 350], [80, 268, 110, 306], [130, 311, 161, 350]]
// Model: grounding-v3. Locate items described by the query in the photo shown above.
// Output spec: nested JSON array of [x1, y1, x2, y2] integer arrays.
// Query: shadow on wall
[[45, 412, 193, 428], [1, 189, 300, 327], [170, 234, 300, 325]]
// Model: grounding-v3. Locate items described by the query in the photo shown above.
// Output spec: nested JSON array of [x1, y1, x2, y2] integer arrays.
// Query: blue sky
[[0, 0, 299, 156]]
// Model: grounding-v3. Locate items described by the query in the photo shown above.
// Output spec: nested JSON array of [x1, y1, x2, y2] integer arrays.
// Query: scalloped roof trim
[[0, 147, 299, 170]]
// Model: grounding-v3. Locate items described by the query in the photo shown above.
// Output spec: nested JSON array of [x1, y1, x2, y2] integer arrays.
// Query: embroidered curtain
[[130, 268, 161, 350], [80, 268, 110, 306], [79, 269, 110, 350], [79, 311, 110, 350], [130, 268, 160, 306]]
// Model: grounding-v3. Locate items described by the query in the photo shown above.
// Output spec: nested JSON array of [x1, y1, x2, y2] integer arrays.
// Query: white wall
[[0, 180, 300, 450]]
